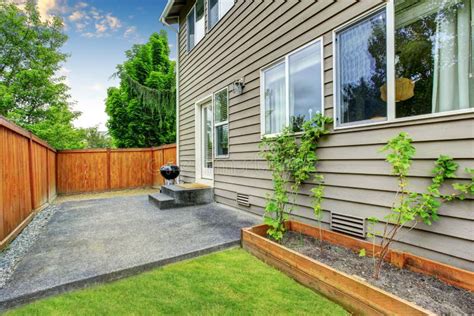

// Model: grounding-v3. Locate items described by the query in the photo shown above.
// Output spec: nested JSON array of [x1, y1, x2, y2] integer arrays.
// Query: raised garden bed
[[241, 221, 474, 315]]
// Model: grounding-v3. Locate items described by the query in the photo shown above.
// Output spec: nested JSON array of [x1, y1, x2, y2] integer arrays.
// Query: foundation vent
[[236, 193, 250, 207], [330, 212, 366, 239]]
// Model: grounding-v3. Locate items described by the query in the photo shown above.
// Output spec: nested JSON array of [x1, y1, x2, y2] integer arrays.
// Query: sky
[[16, 0, 177, 131]]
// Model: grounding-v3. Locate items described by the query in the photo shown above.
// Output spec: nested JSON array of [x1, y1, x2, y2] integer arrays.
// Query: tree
[[105, 31, 175, 148], [83, 126, 112, 148], [0, 0, 85, 149]]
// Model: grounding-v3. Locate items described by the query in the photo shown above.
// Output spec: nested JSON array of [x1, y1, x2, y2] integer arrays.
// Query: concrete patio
[[0, 194, 259, 310]]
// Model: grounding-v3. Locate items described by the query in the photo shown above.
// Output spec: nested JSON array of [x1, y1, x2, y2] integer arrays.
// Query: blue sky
[[27, 0, 177, 130]]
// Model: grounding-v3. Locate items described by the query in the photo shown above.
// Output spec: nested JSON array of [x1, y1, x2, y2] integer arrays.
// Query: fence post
[[28, 133, 35, 210], [46, 149, 50, 202], [107, 148, 111, 190], [150, 147, 155, 187]]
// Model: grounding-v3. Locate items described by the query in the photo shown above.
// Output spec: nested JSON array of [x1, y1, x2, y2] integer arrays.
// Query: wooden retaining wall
[[0, 116, 57, 248], [56, 145, 176, 194]]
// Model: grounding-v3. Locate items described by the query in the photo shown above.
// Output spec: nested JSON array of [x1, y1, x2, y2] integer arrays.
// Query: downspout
[[160, 14, 180, 172]]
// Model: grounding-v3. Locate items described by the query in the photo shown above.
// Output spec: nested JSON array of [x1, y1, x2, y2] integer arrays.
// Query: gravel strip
[[0, 205, 59, 288]]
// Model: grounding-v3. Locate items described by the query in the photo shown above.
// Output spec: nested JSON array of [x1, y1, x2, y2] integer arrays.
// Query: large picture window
[[335, 0, 473, 127], [187, 0, 205, 51], [208, 0, 234, 30], [214, 88, 229, 157], [261, 40, 324, 135], [395, 0, 473, 118]]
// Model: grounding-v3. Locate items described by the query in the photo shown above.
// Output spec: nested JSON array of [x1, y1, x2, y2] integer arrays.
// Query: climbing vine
[[259, 114, 332, 241], [367, 132, 473, 279]]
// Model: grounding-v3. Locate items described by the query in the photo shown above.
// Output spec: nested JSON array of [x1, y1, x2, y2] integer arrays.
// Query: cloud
[[65, 2, 123, 38], [69, 10, 84, 22], [9, 0, 66, 22], [123, 26, 136, 38], [105, 14, 121, 30]]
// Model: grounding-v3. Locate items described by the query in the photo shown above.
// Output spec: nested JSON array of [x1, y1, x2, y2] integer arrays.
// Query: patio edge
[[0, 240, 240, 311]]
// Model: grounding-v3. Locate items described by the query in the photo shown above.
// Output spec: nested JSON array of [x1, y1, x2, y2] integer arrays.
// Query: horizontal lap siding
[[177, 0, 474, 270]]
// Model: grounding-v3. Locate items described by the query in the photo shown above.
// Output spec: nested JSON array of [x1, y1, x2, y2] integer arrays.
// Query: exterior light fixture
[[232, 78, 245, 95]]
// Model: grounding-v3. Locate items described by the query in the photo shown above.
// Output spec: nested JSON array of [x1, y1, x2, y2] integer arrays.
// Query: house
[[160, 0, 474, 271]]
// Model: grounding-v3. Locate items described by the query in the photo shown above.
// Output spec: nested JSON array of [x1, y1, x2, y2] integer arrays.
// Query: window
[[187, 0, 205, 51], [208, 0, 234, 30], [336, 10, 387, 126], [261, 40, 324, 135], [394, 0, 473, 118], [335, 0, 473, 127], [214, 88, 229, 157]]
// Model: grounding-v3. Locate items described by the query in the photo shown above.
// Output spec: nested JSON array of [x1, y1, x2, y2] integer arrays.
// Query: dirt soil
[[281, 232, 474, 315]]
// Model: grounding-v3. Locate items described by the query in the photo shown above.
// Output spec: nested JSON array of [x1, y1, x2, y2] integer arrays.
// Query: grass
[[7, 248, 347, 316]]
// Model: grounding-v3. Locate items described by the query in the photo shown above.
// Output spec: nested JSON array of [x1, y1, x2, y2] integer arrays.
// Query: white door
[[201, 102, 213, 180]]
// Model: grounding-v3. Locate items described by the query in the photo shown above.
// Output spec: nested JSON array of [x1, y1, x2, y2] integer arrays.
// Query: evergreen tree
[[106, 31, 175, 148]]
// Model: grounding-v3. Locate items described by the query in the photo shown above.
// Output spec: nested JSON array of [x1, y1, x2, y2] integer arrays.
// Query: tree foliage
[[106, 31, 175, 148], [83, 126, 112, 149], [0, 0, 85, 149]]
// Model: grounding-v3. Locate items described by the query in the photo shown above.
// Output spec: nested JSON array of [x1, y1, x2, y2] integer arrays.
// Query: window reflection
[[395, 0, 473, 118], [337, 10, 387, 125]]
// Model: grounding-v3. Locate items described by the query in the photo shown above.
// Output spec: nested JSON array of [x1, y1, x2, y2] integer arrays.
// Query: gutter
[[160, 4, 180, 169]]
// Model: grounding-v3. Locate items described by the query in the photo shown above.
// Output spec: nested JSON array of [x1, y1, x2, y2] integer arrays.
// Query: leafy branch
[[259, 114, 332, 241], [368, 132, 473, 279]]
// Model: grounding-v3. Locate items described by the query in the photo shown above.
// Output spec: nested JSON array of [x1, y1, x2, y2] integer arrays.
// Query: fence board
[[1, 115, 176, 248], [0, 116, 56, 246], [57, 145, 176, 194]]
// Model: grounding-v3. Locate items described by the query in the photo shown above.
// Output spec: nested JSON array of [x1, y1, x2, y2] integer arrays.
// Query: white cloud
[[105, 14, 121, 30], [123, 26, 136, 38], [95, 23, 107, 34], [69, 10, 84, 22], [9, 0, 66, 22]]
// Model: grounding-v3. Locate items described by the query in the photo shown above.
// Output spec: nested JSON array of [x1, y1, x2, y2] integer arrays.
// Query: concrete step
[[148, 193, 175, 210], [160, 184, 213, 206]]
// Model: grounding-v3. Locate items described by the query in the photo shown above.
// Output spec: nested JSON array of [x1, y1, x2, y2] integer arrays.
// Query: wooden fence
[[57, 145, 176, 194], [0, 116, 57, 248], [0, 115, 176, 248]]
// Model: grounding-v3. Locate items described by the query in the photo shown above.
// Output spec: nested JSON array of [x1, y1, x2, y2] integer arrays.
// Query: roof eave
[[160, 0, 184, 25]]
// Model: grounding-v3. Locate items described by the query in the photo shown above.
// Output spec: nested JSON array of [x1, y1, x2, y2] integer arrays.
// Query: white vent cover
[[330, 212, 366, 238], [236, 193, 250, 207]]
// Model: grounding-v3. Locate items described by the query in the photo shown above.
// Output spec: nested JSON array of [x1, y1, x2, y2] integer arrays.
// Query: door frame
[[194, 95, 214, 186]]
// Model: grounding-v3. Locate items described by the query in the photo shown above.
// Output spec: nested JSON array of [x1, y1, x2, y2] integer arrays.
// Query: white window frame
[[333, 1, 474, 131], [187, 0, 205, 52], [260, 37, 325, 137], [208, 0, 235, 31], [213, 87, 229, 159]]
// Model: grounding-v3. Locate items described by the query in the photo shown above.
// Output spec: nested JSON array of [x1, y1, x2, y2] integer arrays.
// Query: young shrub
[[369, 132, 473, 279], [259, 114, 332, 241]]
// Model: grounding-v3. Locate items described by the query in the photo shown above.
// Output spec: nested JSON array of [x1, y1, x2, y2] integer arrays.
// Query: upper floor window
[[335, 0, 473, 127], [208, 0, 234, 30], [261, 40, 324, 135], [187, 0, 205, 51]]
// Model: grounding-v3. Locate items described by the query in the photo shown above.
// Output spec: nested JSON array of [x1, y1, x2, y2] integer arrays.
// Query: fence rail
[[0, 115, 176, 248]]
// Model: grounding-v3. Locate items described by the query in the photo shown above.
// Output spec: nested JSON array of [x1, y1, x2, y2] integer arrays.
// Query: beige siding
[[177, 0, 474, 270]]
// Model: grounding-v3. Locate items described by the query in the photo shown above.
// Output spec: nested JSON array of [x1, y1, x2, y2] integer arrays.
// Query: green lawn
[[7, 248, 347, 316]]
